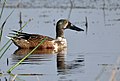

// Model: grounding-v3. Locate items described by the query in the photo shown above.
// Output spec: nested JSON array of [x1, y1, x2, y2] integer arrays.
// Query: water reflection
[[12, 48, 67, 64], [57, 53, 84, 75], [14, 48, 57, 55], [7, 48, 85, 81], [57, 49, 67, 74], [11, 48, 84, 75]]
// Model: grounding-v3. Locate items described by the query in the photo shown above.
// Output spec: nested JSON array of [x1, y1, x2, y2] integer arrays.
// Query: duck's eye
[[70, 23, 74, 26], [59, 22, 63, 25]]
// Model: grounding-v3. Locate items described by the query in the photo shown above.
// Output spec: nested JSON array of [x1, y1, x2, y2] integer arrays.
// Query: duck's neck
[[56, 27, 64, 39]]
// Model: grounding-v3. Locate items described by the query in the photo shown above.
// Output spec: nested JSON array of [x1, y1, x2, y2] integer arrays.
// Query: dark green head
[[56, 19, 84, 38]]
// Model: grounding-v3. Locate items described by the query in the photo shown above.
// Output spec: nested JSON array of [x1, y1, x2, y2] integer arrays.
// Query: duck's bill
[[70, 25, 84, 31]]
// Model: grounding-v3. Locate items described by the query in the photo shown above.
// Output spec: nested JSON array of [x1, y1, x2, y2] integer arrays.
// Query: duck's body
[[11, 32, 67, 49], [10, 19, 84, 49]]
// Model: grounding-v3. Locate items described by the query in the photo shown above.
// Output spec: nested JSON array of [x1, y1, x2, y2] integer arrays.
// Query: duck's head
[[56, 19, 84, 38]]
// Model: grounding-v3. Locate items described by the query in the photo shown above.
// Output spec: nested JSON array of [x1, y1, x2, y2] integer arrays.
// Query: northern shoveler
[[9, 19, 84, 49]]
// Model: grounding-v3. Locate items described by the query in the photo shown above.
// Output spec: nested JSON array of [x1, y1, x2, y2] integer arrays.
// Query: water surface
[[0, 4, 120, 81]]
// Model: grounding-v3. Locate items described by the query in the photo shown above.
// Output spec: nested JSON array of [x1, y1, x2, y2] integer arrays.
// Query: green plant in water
[[0, 19, 32, 59], [0, 0, 7, 42], [9, 73, 25, 81], [0, 9, 15, 42], [0, 0, 6, 19]]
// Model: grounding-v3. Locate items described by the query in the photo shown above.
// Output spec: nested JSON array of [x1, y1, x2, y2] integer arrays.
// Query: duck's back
[[11, 31, 55, 49]]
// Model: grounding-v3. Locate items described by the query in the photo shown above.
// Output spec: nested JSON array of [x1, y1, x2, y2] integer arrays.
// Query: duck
[[9, 19, 84, 49]]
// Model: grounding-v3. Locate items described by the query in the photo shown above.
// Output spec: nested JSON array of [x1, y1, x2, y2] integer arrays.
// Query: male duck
[[10, 19, 84, 49]]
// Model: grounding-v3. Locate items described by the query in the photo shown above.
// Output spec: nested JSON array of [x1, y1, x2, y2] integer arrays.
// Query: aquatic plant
[[68, 0, 74, 19], [0, 0, 6, 19], [0, 19, 31, 59], [9, 73, 25, 81], [0, 0, 7, 42], [0, 9, 14, 42], [0, 0, 14, 57]]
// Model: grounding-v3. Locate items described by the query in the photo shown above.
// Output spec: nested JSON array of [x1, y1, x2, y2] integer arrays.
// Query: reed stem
[[0, 9, 15, 42], [0, 19, 31, 59], [0, 0, 6, 20], [0, 42, 12, 59]]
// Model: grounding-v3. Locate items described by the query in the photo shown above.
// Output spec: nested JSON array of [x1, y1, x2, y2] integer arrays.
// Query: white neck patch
[[63, 22, 68, 29], [52, 37, 67, 52]]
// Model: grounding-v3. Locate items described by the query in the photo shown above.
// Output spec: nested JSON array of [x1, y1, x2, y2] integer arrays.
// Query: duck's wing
[[9, 30, 55, 49], [10, 30, 54, 41]]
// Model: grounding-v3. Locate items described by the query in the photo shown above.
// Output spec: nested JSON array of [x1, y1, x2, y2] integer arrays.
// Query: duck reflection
[[57, 52, 84, 74], [12, 48, 67, 65], [12, 48, 84, 74], [14, 48, 58, 55], [57, 49, 67, 72]]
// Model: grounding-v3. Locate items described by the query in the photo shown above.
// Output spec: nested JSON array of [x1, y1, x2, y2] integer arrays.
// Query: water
[[0, 2, 120, 81]]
